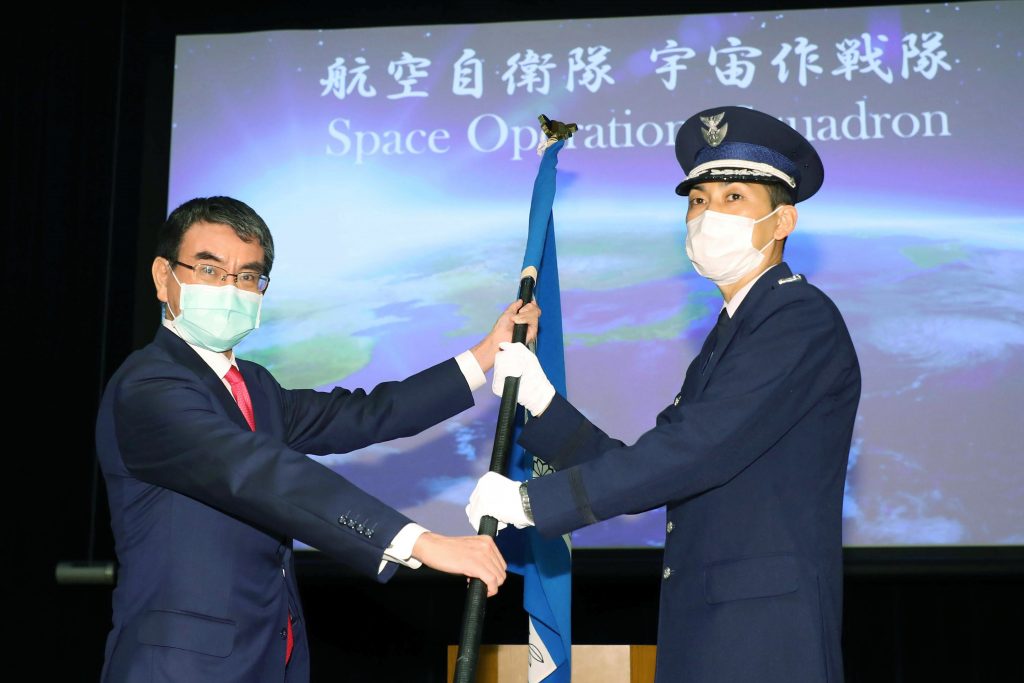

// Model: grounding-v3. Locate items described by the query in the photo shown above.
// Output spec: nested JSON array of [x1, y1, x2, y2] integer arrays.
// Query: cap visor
[[675, 171, 791, 196]]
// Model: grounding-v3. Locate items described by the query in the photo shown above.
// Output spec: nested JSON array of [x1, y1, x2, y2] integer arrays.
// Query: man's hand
[[466, 471, 533, 534], [470, 300, 541, 373], [412, 532, 508, 597], [492, 341, 555, 416]]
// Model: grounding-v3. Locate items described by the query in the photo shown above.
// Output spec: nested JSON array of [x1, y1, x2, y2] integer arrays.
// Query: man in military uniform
[[467, 105, 861, 683]]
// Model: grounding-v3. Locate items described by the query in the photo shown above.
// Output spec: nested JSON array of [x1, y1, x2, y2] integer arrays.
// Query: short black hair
[[763, 182, 795, 209], [155, 196, 275, 274]]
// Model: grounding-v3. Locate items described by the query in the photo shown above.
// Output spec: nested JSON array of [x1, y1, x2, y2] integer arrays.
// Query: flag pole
[[452, 273, 534, 683], [453, 115, 576, 683]]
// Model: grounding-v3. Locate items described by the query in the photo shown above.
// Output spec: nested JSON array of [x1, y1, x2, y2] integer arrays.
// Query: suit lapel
[[694, 263, 793, 395], [239, 362, 270, 434], [695, 321, 720, 378], [153, 326, 254, 433], [695, 317, 735, 396]]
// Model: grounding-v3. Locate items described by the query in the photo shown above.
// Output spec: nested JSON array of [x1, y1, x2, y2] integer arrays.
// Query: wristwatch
[[519, 481, 534, 524]]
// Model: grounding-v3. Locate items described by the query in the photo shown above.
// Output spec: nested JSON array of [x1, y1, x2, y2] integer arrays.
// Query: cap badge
[[700, 112, 728, 148]]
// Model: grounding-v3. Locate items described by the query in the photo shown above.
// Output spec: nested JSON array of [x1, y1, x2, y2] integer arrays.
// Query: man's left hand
[[466, 471, 533, 532]]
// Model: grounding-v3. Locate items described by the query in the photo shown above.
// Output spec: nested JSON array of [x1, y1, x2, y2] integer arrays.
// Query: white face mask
[[685, 206, 781, 286]]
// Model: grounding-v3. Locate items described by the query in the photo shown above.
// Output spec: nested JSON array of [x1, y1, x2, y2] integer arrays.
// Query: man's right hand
[[411, 532, 507, 597], [470, 300, 542, 373]]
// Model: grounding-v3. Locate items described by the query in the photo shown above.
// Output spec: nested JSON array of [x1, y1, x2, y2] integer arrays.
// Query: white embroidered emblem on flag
[[528, 616, 557, 682]]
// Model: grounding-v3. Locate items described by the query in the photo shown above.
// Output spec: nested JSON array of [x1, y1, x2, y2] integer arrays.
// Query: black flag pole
[[453, 114, 577, 683], [452, 273, 535, 683]]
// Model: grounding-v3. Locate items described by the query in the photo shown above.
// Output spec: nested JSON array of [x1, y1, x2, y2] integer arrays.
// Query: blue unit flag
[[500, 138, 572, 683]]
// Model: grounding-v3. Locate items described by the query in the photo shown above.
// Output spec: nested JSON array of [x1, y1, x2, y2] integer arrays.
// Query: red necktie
[[225, 366, 293, 664], [225, 366, 256, 431]]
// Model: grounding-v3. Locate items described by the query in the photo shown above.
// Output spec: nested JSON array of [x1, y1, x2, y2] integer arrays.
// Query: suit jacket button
[[662, 567, 673, 580], [666, 521, 674, 533], [280, 628, 287, 639]]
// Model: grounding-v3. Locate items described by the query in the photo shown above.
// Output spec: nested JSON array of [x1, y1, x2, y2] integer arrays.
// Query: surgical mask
[[167, 270, 262, 352], [685, 206, 781, 286]]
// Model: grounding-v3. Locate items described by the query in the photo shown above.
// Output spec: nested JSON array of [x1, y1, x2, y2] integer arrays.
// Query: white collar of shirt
[[722, 264, 777, 319], [162, 318, 238, 390]]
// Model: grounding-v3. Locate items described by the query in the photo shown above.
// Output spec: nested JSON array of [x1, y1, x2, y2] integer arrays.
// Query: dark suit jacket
[[520, 263, 861, 683], [95, 326, 474, 682]]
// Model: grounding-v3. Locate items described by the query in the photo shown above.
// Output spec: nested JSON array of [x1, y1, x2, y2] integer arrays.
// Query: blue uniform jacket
[[95, 326, 473, 682], [520, 263, 861, 683]]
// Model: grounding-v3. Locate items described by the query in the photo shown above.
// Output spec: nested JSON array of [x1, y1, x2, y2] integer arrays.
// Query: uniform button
[[280, 628, 287, 639], [666, 521, 674, 534], [663, 567, 673, 580]]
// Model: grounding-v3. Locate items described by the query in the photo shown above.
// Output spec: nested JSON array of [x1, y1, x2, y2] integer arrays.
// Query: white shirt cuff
[[379, 522, 428, 573], [455, 350, 487, 392]]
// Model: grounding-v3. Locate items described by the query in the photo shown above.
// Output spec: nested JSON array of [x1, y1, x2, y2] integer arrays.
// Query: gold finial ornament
[[539, 114, 578, 141], [536, 114, 579, 154]]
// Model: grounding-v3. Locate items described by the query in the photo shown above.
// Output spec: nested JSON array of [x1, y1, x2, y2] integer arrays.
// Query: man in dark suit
[[96, 196, 537, 682], [467, 106, 861, 682]]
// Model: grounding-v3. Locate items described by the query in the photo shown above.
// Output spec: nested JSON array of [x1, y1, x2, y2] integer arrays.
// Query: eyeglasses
[[172, 260, 270, 293]]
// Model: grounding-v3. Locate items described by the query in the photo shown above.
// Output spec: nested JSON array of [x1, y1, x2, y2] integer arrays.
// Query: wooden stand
[[446, 644, 656, 683]]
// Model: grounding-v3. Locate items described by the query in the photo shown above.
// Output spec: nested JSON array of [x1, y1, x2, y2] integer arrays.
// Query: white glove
[[465, 471, 533, 533], [492, 341, 556, 416]]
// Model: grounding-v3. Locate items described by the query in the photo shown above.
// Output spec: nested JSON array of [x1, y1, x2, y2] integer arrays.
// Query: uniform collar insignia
[[700, 112, 728, 147]]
